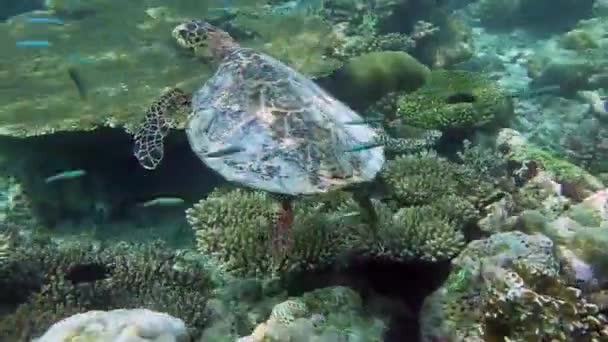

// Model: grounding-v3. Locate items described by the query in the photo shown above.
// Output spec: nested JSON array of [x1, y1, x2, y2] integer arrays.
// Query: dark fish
[[343, 118, 384, 125], [64, 262, 112, 285], [204, 145, 245, 158], [67, 67, 87, 100]]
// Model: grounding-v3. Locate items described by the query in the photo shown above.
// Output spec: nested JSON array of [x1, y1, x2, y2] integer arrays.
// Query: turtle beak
[[171, 25, 191, 48]]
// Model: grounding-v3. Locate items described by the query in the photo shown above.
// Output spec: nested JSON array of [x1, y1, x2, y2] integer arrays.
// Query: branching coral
[[380, 150, 495, 209], [336, 196, 470, 262], [0, 240, 211, 339], [186, 189, 346, 278]]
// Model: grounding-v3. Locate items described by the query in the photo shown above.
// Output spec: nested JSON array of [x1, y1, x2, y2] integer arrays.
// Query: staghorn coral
[[380, 150, 495, 209], [186, 188, 346, 278], [388, 70, 513, 132], [420, 231, 608, 341], [0, 239, 210, 339], [337, 196, 471, 263]]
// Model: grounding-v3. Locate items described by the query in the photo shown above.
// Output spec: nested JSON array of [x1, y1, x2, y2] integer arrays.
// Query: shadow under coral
[[285, 256, 452, 342]]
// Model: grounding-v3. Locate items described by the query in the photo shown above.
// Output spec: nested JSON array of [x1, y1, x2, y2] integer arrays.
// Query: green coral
[[338, 197, 469, 262], [382, 151, 463, 205], [185, 189, 345, 278], [0, 240, 210, 339], [329, 51, 430, 110], [393, 70, 512, 131], [559, 29, 600, 51], [380, 150, 494, 209], [508, 142, 603, 188]]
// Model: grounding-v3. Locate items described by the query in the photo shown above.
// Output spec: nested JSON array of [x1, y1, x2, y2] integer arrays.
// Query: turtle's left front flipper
[[133, 88, 191, 170]]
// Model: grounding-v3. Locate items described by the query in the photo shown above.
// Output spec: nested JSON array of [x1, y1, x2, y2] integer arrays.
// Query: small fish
[[26, 17, 64, 25], [67, 53, 95, 64], [67, 67, 87, 100], [344, 142, 383, 152], [511, 84, 561, 98], [343, 118, 384, 125], [45, 169, 86, 183], [204, 145, 245, 158], [139, 197, 185, 207], [16, 40, 51, 48]]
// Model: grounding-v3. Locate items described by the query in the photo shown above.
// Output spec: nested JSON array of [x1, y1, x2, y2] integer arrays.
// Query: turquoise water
[[0, 0, 607, 341]]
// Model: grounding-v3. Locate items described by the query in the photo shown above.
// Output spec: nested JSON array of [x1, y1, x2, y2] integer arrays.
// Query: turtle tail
[[133, 88, 191, 170]]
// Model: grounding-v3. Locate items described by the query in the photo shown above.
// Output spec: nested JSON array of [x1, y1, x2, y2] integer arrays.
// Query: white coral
[[34, 308, 188, 342]]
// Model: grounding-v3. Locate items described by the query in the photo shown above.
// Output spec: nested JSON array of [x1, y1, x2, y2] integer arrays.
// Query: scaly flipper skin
[[133, 88, 191, 170]]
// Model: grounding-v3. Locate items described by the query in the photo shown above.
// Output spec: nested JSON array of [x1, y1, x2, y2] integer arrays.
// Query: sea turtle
[[132, 19, 385, 255]]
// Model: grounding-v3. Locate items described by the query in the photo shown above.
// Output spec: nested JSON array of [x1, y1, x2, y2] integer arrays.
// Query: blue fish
[[45, 169, 86, 183], [16, 40, 51, 48], [67, 53, 96, 64], [26, 17, 64, 25], [344, 142, 383, 152]]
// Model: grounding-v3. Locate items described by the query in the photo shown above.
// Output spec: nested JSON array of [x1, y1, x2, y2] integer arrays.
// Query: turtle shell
[[186, 48, 385, 196]]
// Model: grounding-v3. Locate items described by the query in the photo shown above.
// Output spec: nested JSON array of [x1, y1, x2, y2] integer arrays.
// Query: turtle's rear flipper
[[133, 88, 191, 170]]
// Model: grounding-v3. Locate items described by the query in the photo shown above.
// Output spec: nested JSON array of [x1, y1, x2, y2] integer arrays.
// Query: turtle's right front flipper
[[133, 88, 191, 170]]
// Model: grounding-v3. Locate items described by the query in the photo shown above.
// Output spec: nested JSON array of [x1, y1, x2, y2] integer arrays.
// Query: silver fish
[[139, 197, 185, 207], [45, 169, 86, 183]]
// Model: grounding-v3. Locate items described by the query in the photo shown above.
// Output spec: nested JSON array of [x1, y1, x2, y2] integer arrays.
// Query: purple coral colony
[[0, 0, 607, 341]]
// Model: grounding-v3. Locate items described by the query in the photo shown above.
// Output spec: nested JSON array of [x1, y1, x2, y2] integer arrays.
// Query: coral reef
[[474, 0, 594, 31], [380, 70, 513, 132], [497, 128, 604, 194], [327, 51, 430, 110], [239, 286, 386, 341], [186, 189, 346, 278], [338, 197, 468, 262], [0, 239, 210, 339], [230, 14, 344, 78], [420, 231, 608, 341], [35, 308, 188, 342], [380, 150, 496, 209]]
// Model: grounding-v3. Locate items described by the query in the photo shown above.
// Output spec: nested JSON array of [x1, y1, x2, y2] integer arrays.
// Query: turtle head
[[172, 20, 236, 59]]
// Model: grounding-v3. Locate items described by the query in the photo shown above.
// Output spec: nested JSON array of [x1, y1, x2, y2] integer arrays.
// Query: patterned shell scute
[[186, 48, 385, 196]]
